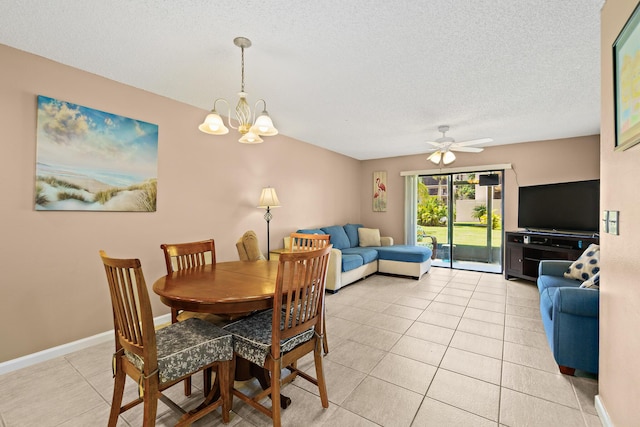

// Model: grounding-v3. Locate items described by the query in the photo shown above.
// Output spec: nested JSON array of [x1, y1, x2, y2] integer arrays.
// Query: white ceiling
[[0, 0, 605, 160]]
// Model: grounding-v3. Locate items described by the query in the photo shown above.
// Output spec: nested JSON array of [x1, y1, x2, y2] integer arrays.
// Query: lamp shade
[[258, 187, 281, 208], [239, 131, 264, 144], [442, 151, 456, 165], [428, 151, 442, 165], [198, 112, 229, 135], [253, 110, 278, 136]]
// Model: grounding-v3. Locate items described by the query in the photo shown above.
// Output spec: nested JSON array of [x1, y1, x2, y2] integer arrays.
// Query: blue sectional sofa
[[536, 260, 599, 375], [286, 224, 432, 292]]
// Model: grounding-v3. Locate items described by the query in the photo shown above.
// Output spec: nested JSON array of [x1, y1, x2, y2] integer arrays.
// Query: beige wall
[[1, 40, 606, 378], [0, 44, 362, 362], [600, 1, 640, 424], [360, 136, 600, 243]]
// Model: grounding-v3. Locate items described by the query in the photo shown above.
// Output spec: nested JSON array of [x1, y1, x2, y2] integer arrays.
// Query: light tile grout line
[[29, 268, 595, 427], [331, 270, 591, 425]]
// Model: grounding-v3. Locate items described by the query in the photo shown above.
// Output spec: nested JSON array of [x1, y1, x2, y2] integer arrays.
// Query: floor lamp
[[258, 187, 281, 260]]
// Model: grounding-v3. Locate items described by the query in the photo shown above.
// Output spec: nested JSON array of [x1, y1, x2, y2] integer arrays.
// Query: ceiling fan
[[425, 125, 493, 165]]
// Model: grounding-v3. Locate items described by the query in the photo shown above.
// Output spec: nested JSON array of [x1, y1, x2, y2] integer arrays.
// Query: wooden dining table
[[153, 260, 280, 315], [152, 259, 293, 408]]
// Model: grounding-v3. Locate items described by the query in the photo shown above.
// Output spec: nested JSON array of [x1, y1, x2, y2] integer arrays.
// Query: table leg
[[237, 357, 292, 409]]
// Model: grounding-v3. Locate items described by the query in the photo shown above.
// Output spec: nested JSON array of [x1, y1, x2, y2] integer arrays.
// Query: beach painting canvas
[[35, 95, 158, 211]]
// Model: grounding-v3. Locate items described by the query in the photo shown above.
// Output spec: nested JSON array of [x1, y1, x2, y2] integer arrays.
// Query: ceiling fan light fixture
[[425, 125, 491, 166], [428, 151, 442, 164], [442, 150, 456, 165]]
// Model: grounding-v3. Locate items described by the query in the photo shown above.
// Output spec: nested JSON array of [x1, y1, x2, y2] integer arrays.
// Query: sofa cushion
[[564, 244, 600, 281], [296, 228, 326, 236], [341, 254, 364, 272], [342, 247, 379, 264], [343, 223, 363, 248], [358, 228, 381, 247], [580, 271, 600, 289], [537, 274, 581, 293], [375, 245, 432, 263], [320, 225, 351, 250]]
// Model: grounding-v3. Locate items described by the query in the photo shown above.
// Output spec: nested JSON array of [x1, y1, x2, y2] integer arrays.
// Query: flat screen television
[[518, 179, 600, 234]]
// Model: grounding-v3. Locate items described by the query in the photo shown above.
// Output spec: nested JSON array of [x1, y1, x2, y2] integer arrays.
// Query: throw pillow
[[580, 271, 600, 289], [242, 231, 265, 261], [358, 228, 381, 247], [343, 223, 363, 248], [320, 225, 351, 250], [564, 243, 600, 281]]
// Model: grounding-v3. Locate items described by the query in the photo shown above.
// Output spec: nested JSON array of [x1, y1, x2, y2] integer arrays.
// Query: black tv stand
[[523, 228, 599, 239], [505, 231, 599, 281]]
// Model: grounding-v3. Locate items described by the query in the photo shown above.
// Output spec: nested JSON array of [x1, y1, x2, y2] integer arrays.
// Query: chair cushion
[[223, 309, 315, 366], [125, 318, 233, 384], [320, 225, 351, 250], [358, 228, 381, 247], [564, 244, 600, 281], [343, 223, 363, 247]]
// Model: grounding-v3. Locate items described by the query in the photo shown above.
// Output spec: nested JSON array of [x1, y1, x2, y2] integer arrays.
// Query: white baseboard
[[595, 395, 613, 427], [0, 313, 171, 376]]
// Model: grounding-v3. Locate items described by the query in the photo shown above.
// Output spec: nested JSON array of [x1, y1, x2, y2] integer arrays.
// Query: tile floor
[[0, 267, 601, 426]]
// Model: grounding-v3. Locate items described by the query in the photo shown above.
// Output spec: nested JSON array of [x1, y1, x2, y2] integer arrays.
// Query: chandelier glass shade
[[199, 37, 278, 143]]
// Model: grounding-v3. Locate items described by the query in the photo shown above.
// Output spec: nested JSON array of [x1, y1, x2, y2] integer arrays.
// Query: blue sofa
[[286, 224, 432, 292], [536, 260, 599, 375]]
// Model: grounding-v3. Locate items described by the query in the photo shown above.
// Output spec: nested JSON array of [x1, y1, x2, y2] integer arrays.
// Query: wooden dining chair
[[160, 239, 217, 324], [161, 238, 232, 396], [99, 251, 233, 427], [223, 245, 332, 427], [289, 232, 331, 354]]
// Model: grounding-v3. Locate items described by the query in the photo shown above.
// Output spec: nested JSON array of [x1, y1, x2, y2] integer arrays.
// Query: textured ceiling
[[0, 0, 604, 160]]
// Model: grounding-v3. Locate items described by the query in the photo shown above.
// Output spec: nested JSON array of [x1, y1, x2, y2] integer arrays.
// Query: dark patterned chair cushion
[[223, 309, 315, 366], [125, 318, 233, 384]]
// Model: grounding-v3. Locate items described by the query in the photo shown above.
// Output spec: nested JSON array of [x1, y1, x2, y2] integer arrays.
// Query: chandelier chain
[[240, 46, 245, 92]]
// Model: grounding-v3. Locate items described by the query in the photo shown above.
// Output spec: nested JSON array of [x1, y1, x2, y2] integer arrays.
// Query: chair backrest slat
[[100, 251, 157, 367], [271, 245, 332, 358], [290, 233, 331, 252], [161, 239, 216, 274]]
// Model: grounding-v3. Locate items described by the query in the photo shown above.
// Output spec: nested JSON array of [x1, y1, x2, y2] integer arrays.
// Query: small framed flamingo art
[[373, 171, 387, 212]]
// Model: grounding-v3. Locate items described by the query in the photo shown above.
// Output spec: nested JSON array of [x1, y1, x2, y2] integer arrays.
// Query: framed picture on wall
[[373, 171, 387, 212], [35, 95, 159, 211], [613, 2, 640, 151]]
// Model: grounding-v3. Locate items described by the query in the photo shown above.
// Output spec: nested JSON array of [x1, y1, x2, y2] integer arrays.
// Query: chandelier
[[198, 37, 278, 144]]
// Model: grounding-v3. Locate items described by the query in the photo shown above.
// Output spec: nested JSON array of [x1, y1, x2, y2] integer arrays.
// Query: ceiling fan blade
[[453, 137, 493, 147], [425, 140, 442, 147], [451, 146, 484, 153]]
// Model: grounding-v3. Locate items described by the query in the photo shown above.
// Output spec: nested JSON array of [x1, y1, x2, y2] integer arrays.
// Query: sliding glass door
[[417, 170, 503, 273]]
